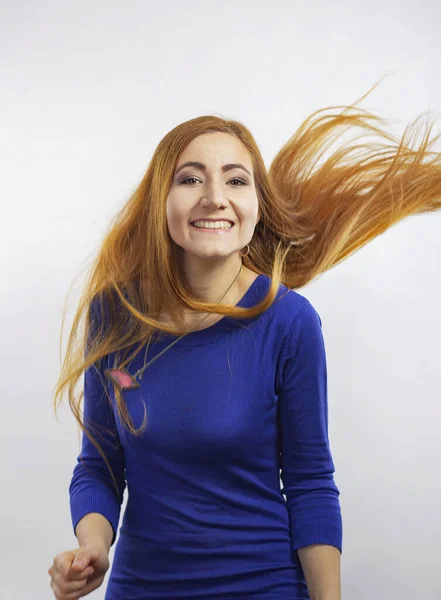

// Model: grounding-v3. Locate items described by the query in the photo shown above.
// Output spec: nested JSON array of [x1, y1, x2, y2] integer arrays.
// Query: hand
[[48, 544, 110, 599]]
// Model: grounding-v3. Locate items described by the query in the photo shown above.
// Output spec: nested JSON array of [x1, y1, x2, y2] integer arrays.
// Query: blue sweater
[[69, 274, 342, 599]]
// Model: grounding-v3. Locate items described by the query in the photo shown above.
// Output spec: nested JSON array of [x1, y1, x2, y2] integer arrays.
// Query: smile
[[191, 220, 234, 232]]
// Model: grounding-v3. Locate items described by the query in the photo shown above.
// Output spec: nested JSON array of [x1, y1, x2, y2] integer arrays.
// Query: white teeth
[[192, 221, 233, 229]]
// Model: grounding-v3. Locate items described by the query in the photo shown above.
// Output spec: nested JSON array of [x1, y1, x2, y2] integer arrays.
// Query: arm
[[69, 296, 126, 547], [278, 299, 342, 600], [75, 512, 114, 553], [297, 544, 341, 600]]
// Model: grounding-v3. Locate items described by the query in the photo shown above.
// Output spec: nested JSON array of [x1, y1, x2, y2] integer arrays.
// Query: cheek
[[166, 198, 186, 232], [239, 201, 259, 228]]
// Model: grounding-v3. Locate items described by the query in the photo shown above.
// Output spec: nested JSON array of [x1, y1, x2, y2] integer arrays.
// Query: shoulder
[[265, 277, 322, 334], [272, 285, 326, 390], [272, 281, 325, 365], [89, 288, 127, 328], [250, 275, 323, 361]]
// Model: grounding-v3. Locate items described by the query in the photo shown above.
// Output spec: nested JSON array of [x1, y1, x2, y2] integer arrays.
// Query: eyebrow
[[174, 161, 252, 177]]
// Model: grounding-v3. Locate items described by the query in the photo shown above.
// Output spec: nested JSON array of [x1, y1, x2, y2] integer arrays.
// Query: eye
[[181, 177, 200, 185], [229, 178, 247, 186], [180, 177, 247, 186]]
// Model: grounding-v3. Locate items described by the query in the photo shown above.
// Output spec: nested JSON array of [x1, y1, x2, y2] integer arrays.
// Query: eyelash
[[180, 177, 247, 187]]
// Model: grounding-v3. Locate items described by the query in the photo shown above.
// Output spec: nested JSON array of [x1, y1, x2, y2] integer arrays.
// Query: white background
[[1, 1, 440, 598]]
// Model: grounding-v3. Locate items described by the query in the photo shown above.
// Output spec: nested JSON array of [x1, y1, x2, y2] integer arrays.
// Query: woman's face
[[166, 132, 260, 261]]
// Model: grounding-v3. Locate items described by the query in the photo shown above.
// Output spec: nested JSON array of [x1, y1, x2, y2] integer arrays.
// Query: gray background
[[1, 1, 440, 598]]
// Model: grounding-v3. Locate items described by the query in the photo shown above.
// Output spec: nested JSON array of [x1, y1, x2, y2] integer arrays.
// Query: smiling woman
[[51, 85, 441, 600]]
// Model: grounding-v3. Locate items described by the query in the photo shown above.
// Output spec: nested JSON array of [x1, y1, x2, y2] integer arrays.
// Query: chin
[[187, 247, 236, 259]]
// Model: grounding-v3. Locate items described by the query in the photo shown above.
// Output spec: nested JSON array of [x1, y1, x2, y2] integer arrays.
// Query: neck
[[180, 255, 244, 305], [159, 253, 249, 330]]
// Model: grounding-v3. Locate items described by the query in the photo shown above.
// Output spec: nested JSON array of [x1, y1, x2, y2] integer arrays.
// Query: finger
[[51, 582, 81, 600], [75, 574, 105, 597], [55, 553, 75, 579], [60, 590, 86, 600], [49, 579, 64, 600], [67, 564, 95, 583], [66, 553, 96, 581], [53, 587, 84, 600], [69, 547, 100, 575], [66, 565, 95, 581], [51, 570, 89, 596], [73, 545, 102, 567]]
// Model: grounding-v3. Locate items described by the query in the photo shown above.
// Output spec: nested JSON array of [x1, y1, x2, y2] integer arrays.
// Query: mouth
[[190, 220, 235, 231]]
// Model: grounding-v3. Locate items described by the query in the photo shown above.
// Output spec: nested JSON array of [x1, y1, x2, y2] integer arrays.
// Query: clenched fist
[[48, 544, 110, 599]]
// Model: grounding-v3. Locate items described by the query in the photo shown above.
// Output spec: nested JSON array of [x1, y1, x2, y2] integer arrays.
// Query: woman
[[48, 89, 441, 599]]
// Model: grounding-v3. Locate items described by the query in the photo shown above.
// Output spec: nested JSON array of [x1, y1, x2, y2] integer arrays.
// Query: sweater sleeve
[[69, 296, 126, 546], [278, 299, 342, 555]]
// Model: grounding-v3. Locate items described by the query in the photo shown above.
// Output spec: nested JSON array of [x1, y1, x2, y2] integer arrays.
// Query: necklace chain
[[134, 263, 244, 381]]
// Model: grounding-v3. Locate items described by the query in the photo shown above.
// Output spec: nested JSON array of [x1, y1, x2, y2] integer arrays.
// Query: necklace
[[104, 263, 244, 392]]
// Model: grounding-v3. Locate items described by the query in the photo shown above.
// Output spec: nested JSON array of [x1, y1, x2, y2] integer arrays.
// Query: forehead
[[178, 132, 251, 166]]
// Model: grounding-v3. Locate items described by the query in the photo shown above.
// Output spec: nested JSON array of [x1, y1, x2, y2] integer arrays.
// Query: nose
[[200, 180, 229, 209]]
